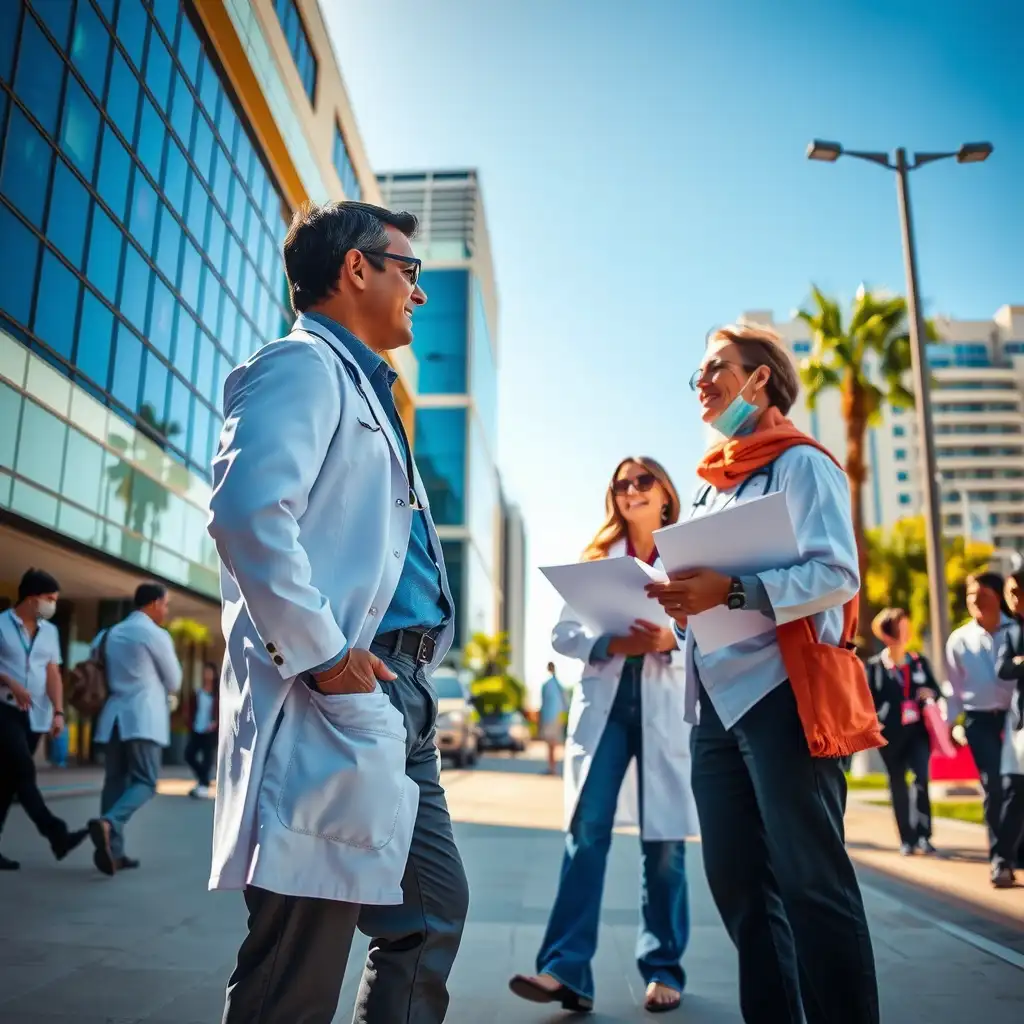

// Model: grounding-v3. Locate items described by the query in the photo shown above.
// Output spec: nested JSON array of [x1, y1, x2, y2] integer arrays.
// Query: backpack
[[67, 630, 111, 718]]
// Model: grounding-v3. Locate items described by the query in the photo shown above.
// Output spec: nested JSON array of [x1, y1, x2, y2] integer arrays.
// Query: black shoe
[[509, 975, 594, 1013], [917, 838, 938, 856], [117, 856, 140, 870], [88, 819, 116, 876], [0, 852, 20, 871], [51, 827, 88, 861], [899, 842, 915, 857]]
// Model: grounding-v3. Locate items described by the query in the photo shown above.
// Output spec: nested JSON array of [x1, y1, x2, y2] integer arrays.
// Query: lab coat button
[[273, 655, 284, 666], [369, 606, 378, 616], [266, 643, 276, 654], [396, 498, 406, 507], [393, 549, 401, 558]]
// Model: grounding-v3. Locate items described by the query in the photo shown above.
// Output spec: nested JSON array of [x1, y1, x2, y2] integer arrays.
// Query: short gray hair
[[283, 201, 419, 313]]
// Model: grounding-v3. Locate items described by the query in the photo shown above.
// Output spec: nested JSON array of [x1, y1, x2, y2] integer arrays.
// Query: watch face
[[728, 593, 745, 611]]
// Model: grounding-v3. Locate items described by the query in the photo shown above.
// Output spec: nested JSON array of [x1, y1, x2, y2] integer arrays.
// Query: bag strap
[[96, 627, 111, 668]]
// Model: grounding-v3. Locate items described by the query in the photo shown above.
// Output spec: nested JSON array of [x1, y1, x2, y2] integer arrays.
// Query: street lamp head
[[807, 139, 843, 162], [956, 142, 993, 164]]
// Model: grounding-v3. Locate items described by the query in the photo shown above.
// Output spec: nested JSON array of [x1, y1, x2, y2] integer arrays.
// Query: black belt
[[375, 628, 438, 665]]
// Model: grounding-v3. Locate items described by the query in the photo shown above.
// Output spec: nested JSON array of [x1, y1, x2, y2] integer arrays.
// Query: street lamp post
[[806, 139, 993, 671]]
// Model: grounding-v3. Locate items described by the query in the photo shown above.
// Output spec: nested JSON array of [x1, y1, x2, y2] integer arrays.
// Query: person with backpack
[[0, 569, 88, 870], [86, 583, 182, 876], [866, 608, 941, 857]]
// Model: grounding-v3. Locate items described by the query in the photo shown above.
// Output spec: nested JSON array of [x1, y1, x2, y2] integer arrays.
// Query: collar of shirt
[[958, 615, 1014, 645], [305, 312, 398, 393]]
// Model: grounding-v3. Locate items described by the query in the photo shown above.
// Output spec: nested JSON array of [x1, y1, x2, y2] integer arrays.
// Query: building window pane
[[0, 2, 21, 84], [332, 123, 361, 200], [129, 169, 159, 254], [185, 173, 209, 243], [271, 0, 318, 104], [16, 398, 67, 492], [60, 75, 101, 177], [173, 310, 197, 378], [110, 323, 142, 409], [32, 0, 73, 51], [169, 69, 193, 145], [1, 108, 53, 227], [191, 111, 214, 183], [119, 242, 151, 331], [162, 136, 188, 215], [136, 96, 164, 178], [415, 407, 466, 525], [115, 0, 148, 69], [87, 206, 123, 302], [440, 540, 464, 650], [47, 159, 90, 269], [195, 331, 215, 398], [62, 427, 105, 510], [206, 206, 226, 272], [0, 380, 23, 469], [176, 11, 200, 84], [189, 399, 210, 464], [70, 0, 111, 99], [95, 123, 132, 220], [140, 349, 169, 421], [167, 372, 191, 441], [14, 14, 64, 135], [0, 204, 41, 326], [145, 29, 174, 111], [415, 270, 468, 394], [148, 276, 175, 358], [77, 288, 114, 388], [180, 237, 201, 312], [33, 250, 80, 361], [154, 201, 182, 282], [105, 50, 139, 142]]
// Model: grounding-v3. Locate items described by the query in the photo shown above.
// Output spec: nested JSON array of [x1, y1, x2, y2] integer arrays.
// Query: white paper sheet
[[540, 557, 671, 636], [653, 491, 800, 654]]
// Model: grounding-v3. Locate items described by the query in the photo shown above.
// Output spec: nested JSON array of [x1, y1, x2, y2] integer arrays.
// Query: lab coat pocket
[[274, 690, 409, 850]]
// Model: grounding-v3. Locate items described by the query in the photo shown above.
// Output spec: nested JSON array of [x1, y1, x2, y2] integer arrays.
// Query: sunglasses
[[361, 250, 422, 286], [688, 358, 754, 391], [612, 473, 658, 496]]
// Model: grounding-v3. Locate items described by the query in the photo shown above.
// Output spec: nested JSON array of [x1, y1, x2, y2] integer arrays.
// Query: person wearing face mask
[[0, 568, 88, 870], [646, 323, 882, 1024], [946, 572, 1017, 888], [510, 457, 697, 1015], [87, 582, 182, 876]]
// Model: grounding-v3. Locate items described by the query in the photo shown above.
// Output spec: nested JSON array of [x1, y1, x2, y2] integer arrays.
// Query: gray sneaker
[[991, 865, 1015, 889]]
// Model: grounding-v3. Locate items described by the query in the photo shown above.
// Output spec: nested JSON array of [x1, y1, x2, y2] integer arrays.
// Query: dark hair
[[18, 568, 60, 602], [968, 572, 1012, 617], [283, 201, 419, 314], [708, 323, 801, 415], [547, 662, 556, 673], [134, 582, 168, 609], [871, 607, 906, 643], [203, 661, 219, 681]]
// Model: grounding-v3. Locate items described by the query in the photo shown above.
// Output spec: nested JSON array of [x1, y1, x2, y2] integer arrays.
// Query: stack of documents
[[539, 557, 672, 635]]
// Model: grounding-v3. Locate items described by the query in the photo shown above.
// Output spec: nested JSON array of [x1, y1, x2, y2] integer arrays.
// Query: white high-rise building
[[740, 305, 1024, 564]]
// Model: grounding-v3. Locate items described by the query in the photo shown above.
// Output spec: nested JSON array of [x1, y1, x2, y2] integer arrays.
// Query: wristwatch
[[726, 577, 746, 611]]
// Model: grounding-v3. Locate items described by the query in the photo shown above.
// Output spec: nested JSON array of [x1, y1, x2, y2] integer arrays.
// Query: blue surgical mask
[[710, 374, 761, 439]]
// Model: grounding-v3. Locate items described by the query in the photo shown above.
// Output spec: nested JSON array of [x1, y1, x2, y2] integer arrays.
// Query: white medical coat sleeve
[[208, 338, 346, 679], [552, 603, 602, 665], [755, 447, 860, 626]]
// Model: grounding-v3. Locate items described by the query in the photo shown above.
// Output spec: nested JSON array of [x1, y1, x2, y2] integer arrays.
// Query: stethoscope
[[690, 462, 777, 515]]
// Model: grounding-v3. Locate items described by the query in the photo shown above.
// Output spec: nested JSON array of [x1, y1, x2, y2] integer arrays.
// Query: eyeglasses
[[688, 358, 753, 391], [361, 250, 422, 286], [612, 472, 658, 496]]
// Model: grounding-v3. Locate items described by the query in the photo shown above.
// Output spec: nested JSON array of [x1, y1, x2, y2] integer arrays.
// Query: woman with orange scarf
[[647, 323, 882, 1024]]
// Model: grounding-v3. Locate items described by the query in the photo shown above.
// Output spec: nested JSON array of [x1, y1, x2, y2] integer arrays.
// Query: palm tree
[[796, 285, 930, 633]]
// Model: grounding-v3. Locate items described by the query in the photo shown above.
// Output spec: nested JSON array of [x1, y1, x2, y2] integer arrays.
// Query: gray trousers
[[222, 643, 470, 1024], [101, 723, 162, 860]]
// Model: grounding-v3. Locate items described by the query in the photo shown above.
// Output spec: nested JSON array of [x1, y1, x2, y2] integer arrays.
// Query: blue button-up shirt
[[306, 314, 448, 672], [945, 615, 1017, 719]]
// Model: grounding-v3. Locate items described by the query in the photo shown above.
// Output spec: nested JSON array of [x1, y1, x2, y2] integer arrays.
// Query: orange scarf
[[698, 408, 885, 758]]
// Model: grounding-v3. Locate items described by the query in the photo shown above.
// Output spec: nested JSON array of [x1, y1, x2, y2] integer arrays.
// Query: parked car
[[478, 710, 531, 754], [433, 671, 479, 768]]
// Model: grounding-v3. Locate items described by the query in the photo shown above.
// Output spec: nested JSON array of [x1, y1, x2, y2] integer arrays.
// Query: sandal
[[644, 983, 682, 1014], [509, 974, 594, 1013]]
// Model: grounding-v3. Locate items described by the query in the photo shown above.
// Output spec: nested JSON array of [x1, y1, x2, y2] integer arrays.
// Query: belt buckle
[[415, 633, 436, 665]]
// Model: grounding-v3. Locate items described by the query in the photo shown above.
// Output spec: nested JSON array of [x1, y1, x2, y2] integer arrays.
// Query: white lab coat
[[207, 315, 455, 904], [555, 539, 698, 842]]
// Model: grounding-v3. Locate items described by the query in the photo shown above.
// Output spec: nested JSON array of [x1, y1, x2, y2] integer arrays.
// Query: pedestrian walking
[[208, 201, 466, 1024], [184, 661, 219, 799], [647, 323, 881, 1024], [87, 583, 182, 876], [537, 662, 568, 775], [0, 569, 87, 871], [946, 572, 1017, 888], [866, 608, 941, 857], [510, 457, 697, 1015]]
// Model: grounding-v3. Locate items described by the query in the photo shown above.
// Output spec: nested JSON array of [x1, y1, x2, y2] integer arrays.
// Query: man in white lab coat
[[208, 201, 464, 1024]]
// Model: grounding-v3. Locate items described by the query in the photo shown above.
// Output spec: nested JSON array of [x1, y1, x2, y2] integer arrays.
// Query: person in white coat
[[87, 582, 182, 876], [208, 201, 465, 1024], [510, 457, 697, 1015]]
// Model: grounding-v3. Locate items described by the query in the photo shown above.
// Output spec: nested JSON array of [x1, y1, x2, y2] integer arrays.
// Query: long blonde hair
[[581, 456, 681, 562]]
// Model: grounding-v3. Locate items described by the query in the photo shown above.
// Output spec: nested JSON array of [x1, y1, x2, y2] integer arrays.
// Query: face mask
[[710, 373, 762, 439], [36, 599, 57, 621]]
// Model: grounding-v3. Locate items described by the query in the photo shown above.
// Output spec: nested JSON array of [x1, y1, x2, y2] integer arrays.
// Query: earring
[[662, 504, 670, 523]]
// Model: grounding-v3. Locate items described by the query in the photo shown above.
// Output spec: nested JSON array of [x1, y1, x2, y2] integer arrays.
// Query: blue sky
[[326, 0, 1024, 691]]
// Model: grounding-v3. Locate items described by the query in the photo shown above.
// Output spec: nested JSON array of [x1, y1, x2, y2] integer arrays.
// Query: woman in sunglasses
[[510, 457, 696, 1015]]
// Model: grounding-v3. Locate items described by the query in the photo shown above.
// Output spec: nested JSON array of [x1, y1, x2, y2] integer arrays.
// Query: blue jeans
[[100, 724, 162, 860], [536, 659, 689, 1001]]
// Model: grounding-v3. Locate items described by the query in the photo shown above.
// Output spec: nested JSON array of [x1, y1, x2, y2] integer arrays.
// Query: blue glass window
[[87, 206, 122, 302], [440, 540, 464, 650], [155, 201, 182, 282], [185, 173, 209, 242], [167, 370, 191, 440], [110, 322, 142, 409], [173, 311, 197, 378], [194, 332, 215, 399], [136, 96, 164, 178], [148, 276, 175, 358], [224, 234, 242, 296], [119, 242, 150, 331], [897, 470, 909, 483], [175, 9, 200, 84], [162, 136, 188, 215], [206, 207, 226, 273], [95, 124, 131, 220], [47, 158, 90, 268], [894, 448, 907, 461], [211, 141, 231, 211], [94, 0, 115, 23], [470, 277, 497, 449], [415, 407, 466, 525], [32, 0, 74, 51], [0, 204, 40, 326], [116, 0, 147, 69], [153, 0, 179, 40], [179, 236, 201, 311], [332, 123, 361, 199], [893, 424, 906, 437], [0, 2, 21, 83], [415, 270, 468, 394], [1, 108, 53, 227], [272, 0, 317, 103], [70, 0, 111, 99], [189, 399, 211, 464], [33, 251, 80, 361], [106, 51, 139, 142], [60, 77, 101, 176], [14, 15, 64, 134], [169, 69, 193, 145], [128, 169, 158, 254], [192, 112, 214, 183], [197, 54, 219, 114], [145, 30, 173, 111], [140, 349, 168, 420], [76, 289, 114, 388], [899, 494, 912, 506], [201, 268, 221, 332]]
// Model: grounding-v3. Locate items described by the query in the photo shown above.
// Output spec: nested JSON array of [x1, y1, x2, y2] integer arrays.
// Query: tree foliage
[[461, 631, 524, 716]]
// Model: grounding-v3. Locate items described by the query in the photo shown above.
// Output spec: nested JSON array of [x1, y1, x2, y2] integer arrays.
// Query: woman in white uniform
[[509, 457, 697, 1015]]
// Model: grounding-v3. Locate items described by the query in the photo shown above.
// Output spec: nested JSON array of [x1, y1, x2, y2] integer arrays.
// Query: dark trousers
[[691, 682, 879, 1024], [879, 727, 932, 844], [184, 731, 217, 787], [100, 724, 162, 861], [0, 703, 66, 846], [964, 710, 1006, 860], [996, 774, 1024, 869], [222, 643, 470, 1024]]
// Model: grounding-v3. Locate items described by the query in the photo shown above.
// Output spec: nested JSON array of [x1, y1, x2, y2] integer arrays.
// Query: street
[[0, 750, 1022, 1023]]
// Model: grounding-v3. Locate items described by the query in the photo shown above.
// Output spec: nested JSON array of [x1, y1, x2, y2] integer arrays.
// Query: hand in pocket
[[314, 650, 397, 695]]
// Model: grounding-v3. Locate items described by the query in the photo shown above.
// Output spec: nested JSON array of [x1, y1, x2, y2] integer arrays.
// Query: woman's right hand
[[607, 621, 676, 657]]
